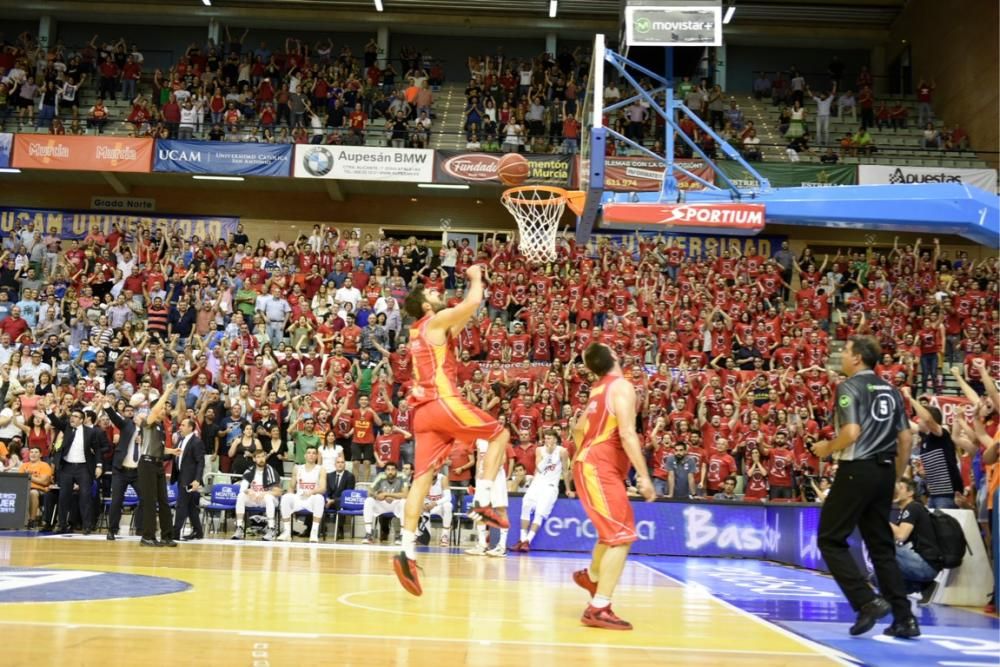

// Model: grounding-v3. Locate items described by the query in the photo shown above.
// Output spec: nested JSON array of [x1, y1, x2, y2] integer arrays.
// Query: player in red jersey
[[393, 265, 512, 596], [570, 343, 656, 630]]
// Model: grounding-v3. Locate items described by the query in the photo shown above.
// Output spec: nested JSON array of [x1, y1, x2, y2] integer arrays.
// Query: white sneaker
[[230, 529, 243, 541], [486, 546, 506, 558], [465, 545, 487, 556], [277, 531, 291, 542], [308, 535, 320, 543], [262, 528, 275, 541], [439, 535, 451, 547]]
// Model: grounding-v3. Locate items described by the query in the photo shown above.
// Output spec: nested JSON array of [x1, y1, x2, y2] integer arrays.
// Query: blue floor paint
[[0, 567, 192, 603], [640, 556, 999, 667]]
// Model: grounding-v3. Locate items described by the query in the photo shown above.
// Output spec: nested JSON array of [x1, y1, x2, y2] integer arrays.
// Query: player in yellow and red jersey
[[570, 342, 655, 630], [393, 264, 512, 596]]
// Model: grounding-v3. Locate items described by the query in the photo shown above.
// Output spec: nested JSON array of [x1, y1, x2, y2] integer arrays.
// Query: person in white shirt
[[278, 445, 327, 542], [399, 470, 453, 547], [334, 278, 362, 312], [178, 98, 201, 140], [513, 431, 572, 552]]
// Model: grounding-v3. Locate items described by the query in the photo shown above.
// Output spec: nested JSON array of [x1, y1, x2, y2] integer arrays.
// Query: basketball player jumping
[[394, 264, 512, 595], [571, 343, 656, 630]]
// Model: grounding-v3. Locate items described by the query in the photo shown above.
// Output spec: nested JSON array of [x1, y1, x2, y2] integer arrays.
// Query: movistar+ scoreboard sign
[[625, 5, 723, 47]]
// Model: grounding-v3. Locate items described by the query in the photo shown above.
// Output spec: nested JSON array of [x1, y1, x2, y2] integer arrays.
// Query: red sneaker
[[393, 552, 423, 597], [572, 569, 598, 596], [581, 604, 632, 631], [471, 502, 509, 529], [518, 541, 531, 553]]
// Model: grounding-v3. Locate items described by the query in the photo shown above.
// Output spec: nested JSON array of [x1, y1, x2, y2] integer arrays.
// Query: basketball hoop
[[501, 186, 586, 264]]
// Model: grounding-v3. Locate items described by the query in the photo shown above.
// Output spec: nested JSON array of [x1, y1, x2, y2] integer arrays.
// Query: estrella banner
[[0, 207, 239, 241], [153, 140, 292, 177], [0, 133, 12, 169], [716, 161, 858, 190], [11, 134, 153, 173]]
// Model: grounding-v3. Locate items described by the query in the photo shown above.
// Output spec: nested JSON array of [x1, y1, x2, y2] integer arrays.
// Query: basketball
[[498, 153, 531, 186]]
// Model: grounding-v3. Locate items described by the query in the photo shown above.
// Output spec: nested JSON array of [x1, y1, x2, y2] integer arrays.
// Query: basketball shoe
[[581, 605, 632, 631], [471, 502, 509, 529], [464, 544, 487, 556], [573, 569, 598, 596], [486, 545, 506, 558], [393, 552, 423, 597]]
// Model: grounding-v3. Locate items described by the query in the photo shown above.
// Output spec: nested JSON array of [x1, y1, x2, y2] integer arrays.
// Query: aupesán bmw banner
[[858, 164, 997, 193], [153, 140, 292, 177]]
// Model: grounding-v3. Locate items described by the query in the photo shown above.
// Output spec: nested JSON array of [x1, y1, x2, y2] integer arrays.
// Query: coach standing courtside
[[811, 335, 919, 638], [48, 400, 105, 534], [101, 396, 142, 540], [168, 417, 206, 541]]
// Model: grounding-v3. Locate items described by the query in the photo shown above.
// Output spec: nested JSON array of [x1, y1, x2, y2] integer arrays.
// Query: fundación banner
[[293, 144, 434, 182], [0, 207, 239, 241], [12, 135, 153, 173], [434, 150, 576, 187], [0, 133, 12, 169], [604, 157, 715, 192], [716, 161, 858, 190], [858, 164, 998, 193], [154, 140, 292, 177]]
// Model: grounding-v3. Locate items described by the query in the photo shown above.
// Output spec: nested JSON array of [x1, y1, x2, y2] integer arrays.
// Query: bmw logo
[[303, 147, 333, 177]]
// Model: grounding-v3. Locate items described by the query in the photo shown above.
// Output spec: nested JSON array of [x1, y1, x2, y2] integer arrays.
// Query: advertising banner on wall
[[503, 496, 833, 571], [0, 133, 12, 169], [434, 151, 575, 187], [12, 135, 153, 173], [858, 164, 998, 193], [604, 157, 715, 192], [717, 161, 858, 190], [293, 145, 434, 182], [0, 207, 238, 241], [602, 202, 766, 234], [624, 5, 723, 47], [154, 140, 292, 177], [595, 230, 787, 259]]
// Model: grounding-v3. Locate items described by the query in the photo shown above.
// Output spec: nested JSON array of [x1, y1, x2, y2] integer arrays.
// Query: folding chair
[[201, 483, 239, 533], [333, 489, 368, 540]]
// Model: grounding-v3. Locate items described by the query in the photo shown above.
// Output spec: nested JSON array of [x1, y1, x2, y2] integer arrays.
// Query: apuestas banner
[[12, 135, 153, 173], [293, 144, 434, 182], [434, 151, 575, 187], [0, 207, 238, 241], [597, 230, 787, 259], [602, 202, 766, 234], [717, 161, 858, 190], [0, 133, 12, 169], [858, 164, 998, 193], [504, 496, 831, 571], [154, 140, 292, 177], [931, 395, 973, 428], [604, 157, 715, 192]]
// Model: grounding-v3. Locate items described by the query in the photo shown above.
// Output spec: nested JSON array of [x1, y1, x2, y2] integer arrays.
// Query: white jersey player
[[514, 431, 573, 552], [465, 438, 510, 558], [399, 470, 454, 547], [278, 446, 328, 543]]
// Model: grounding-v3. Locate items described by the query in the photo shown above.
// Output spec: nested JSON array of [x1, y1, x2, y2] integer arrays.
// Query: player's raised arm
[[429, 265, 486, 336]]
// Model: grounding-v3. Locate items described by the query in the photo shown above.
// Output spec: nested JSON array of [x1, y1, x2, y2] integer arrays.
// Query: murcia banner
[[293, 145, 434, 182], [602, 202, 765, 234], [624, 5, 723, 47], [858, 164, 997, 193]]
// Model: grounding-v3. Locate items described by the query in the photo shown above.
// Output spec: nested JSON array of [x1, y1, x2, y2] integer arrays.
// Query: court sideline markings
[[637, 562, 861, 667], [0, 618, 827, 657]]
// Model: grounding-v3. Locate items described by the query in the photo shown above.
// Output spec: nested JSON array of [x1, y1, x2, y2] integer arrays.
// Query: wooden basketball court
[[0, 535, 845, 666]]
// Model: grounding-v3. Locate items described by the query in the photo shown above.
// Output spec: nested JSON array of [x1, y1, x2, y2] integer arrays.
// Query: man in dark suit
[[48, 404, 107, 534], [102, 397, 142, 541], [323, 455, 356, 539], [169, 417, 206, 541]]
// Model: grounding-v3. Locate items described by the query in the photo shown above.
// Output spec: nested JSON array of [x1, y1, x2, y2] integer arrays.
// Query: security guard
[[811, 335, 919, 639]]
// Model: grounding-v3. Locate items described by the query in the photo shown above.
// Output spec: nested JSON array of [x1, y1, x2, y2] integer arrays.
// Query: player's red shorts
[[573, 459, 638, 547], [412, 396, 503, 477]]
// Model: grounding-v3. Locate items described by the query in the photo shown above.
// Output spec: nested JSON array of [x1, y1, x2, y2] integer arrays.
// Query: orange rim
[[501, 186, 586, 216]]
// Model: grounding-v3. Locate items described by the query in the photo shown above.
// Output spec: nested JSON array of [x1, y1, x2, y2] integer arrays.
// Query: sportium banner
[[434, 151, 575, 187], [154, 140, 292, 177], [293, 144, 433, 182], [602, 203, 765, 234], [12, 135, 153, 173], [604, 157, 715, 191], [858, 164, 997, 193], [716, 162, 857, 190], [0, 207, 238, 241], [624, 4, 723, 47]]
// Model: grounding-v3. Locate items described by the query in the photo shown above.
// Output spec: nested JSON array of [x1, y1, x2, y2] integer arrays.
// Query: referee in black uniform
[[812, 335, 919, 639]]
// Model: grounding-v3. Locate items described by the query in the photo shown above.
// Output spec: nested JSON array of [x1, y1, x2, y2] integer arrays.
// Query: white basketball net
[[501, 188, 566, 264]]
